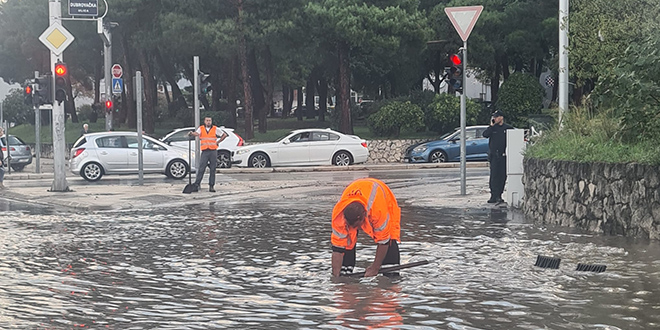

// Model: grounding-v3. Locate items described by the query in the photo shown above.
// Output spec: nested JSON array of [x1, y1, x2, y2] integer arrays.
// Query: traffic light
[[112, 95, 121, 113], [23, 83, 33, 105], [105, 99, 113, 112], [34, 74, 53, 105], [448, 52, 463, 94], [198, 71, 211, 98], [54, 62, 68, 104]]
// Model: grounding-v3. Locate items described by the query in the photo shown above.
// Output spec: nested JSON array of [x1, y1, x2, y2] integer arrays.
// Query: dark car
[[404, 126, 490, 163], [1, 134, 33, 171]]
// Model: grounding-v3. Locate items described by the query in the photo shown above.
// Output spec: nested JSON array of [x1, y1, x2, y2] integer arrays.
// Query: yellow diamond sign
[[39, 22, 75, 55]]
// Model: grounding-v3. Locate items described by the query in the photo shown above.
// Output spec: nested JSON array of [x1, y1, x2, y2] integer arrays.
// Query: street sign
[[444, 6, 484, 42], [112, 78, 123, 94], [38, 22, 75, 56], [112, 64, 123, 78], [69, 0, 98, 16]]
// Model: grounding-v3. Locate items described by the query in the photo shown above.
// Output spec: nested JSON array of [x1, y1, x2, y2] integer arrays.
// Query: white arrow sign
[[445, 6, 484, 42]]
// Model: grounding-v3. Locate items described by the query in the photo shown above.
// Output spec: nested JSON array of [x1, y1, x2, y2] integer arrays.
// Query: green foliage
[[202, 111, 233, 128], [367, 101, 424, 137], [526, 107, 660, 165], [77, 104, 98, 123], [1, 89, 33, 125], [425, 94, 480, 134], [495, 73, 544, 127], [594, 34, 660, 142]]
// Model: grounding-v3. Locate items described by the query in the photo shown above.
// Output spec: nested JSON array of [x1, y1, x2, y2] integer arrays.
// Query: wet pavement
[[0, 169, 659, 329]]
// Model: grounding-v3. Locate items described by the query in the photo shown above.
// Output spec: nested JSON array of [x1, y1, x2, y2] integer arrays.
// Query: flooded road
[[0, 202, 659, 329]]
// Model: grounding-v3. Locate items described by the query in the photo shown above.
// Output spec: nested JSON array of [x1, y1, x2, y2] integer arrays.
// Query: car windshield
[[276, 132, 294, 142], [1, 136, 25, 145], [441, 131, 458, 140]]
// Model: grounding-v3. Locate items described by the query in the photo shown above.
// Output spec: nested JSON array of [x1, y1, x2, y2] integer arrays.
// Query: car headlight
[[413, 145, 428, 153], [235, 149, 250, 155]]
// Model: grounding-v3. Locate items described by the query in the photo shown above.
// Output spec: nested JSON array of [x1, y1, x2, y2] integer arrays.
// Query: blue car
[[404, 125, 490, 163]]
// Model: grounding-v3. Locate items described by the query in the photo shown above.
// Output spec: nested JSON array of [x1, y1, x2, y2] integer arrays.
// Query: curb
[[5, 161, 489, 180]]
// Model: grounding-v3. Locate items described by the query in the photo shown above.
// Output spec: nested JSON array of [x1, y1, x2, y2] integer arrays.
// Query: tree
[[495, 72, 544, 128], [1, 89, 34, 125]]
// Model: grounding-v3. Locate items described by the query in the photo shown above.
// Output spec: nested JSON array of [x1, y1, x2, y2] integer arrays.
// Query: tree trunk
[[247, 48, 266, 133], [237, 0, 254, 139], [65, 73, 78, 123], [282, 84, 291, 119], [264, 46, 275, 119], [491, 54, 501, 104], [155, 48, 187, 116], [296, 87, 304, 121], [120, 33, 136, 129], [306, 71, 316, 119], [337, 41, 352, 134], [501, 53, 510, 81], [224, 56, 238, 128], [163, 83, 171, 104], [137, 48, 156, 134], [94, 55, 101, 104], [317, 77, 328, 122]]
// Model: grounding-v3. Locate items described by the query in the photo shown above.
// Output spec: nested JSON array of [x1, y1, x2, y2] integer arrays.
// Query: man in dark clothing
[[482, 110, 513, 203]]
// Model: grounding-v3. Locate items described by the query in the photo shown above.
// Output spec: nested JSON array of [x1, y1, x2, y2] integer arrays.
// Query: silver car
[[70, 132, 195, 182], [1, 134, 33, 171]]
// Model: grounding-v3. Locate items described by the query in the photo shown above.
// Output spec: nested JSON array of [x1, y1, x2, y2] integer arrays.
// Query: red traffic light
[[25, 85, 32, 94], [105, 100, 113, 109], [450, 54, 462, 66], [55, 63, 67, 76]]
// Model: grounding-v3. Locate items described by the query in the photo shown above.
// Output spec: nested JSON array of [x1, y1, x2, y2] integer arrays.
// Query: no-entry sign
[[112, 64, 123, 78]]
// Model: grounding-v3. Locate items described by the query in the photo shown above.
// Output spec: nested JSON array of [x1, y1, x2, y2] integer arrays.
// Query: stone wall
[[523, 158, 660, 240], [366, 139, 428, 163]]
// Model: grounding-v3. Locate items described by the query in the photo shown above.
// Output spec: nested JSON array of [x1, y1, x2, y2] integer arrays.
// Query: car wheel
[[249, 152, 270, 168], [217, 150, 231, 168], [81, 162, 103, 181], [11, 165, 25, 172], [167, 159, 188, 180], [333, 151, 353, 166], [429, 150, 448, 163]]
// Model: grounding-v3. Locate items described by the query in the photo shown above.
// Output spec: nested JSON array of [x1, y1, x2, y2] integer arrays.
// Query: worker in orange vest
[[331, 178, 401, 277], [189, 117, 228, 192]]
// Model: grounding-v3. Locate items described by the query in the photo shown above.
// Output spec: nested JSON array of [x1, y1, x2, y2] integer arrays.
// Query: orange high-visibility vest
[[331, 178, 401, 250], [199, 126, 218, 151]]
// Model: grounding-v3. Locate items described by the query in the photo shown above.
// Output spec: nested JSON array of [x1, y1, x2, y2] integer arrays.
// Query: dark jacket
[[482, 123, 513, 156]]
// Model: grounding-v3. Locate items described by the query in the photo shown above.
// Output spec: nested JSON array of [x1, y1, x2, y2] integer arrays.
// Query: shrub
[[495, 72, 544, 127], [77, 104, 98, 123], [367, 101, 425, 137], [425, 93, 480, 134]]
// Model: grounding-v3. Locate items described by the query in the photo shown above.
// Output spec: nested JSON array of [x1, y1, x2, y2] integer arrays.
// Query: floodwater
[[0, 202, 659, 329]]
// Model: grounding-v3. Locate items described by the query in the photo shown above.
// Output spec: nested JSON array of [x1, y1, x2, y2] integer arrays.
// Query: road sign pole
[[34, 70, 41, 174], [104, 25, 113, 131], [460, 41, 467, 195], [558, 0, 569, 128], [49, 0, 69, 192], [136, 71, 144, 185], [193, 56, 201, 172]]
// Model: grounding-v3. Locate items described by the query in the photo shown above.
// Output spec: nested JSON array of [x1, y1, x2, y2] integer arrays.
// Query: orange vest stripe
[[200, 126, 218, 150]]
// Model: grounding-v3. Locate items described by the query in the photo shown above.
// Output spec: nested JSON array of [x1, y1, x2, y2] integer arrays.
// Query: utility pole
[[459, 43, 467, 195], [193, 56, 201, 170], [34, 70, 41, 174], [99, 19, 113, 131], [49, 0, 69, 192], [558, 0, 569, 128], [136, 71, 144, 185]]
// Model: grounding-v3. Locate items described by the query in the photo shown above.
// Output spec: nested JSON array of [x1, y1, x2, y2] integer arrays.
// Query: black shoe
[[487, 198, 498, 203], [192, 183, 199, 192], [209, 185, 216, 193]]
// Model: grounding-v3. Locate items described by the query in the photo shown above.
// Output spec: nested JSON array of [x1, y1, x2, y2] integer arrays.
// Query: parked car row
[[4, 124, 497, 182]]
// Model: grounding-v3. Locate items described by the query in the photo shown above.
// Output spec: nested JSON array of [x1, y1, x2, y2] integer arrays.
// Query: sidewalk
[[0, 160, 494, 213]]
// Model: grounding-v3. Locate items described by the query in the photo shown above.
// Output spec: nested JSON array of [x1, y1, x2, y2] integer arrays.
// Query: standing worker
[[331, 178, 401, 277], [482, 110, 513, 203], [189, 117, 228, 192]]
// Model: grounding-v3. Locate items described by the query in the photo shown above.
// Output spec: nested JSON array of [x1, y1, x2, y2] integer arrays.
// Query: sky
[[0, 78, 20, 102]]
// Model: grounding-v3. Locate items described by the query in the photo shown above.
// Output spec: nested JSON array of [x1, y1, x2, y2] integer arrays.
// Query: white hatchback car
[[233, 128, 369, 168], [70, 132, 196, 181], [160, 127, 244, 168]]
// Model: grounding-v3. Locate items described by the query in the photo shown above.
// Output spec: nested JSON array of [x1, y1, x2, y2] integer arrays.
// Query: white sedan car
[[232, 128, 369, 168], [70, 132, 196, 181]]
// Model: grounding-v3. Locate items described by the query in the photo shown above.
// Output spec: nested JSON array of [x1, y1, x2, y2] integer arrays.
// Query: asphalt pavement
[[0, 159, 495, 212]]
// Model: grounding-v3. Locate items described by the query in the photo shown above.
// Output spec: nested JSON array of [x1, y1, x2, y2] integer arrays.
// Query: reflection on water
[[0, 203, 659, 329]]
